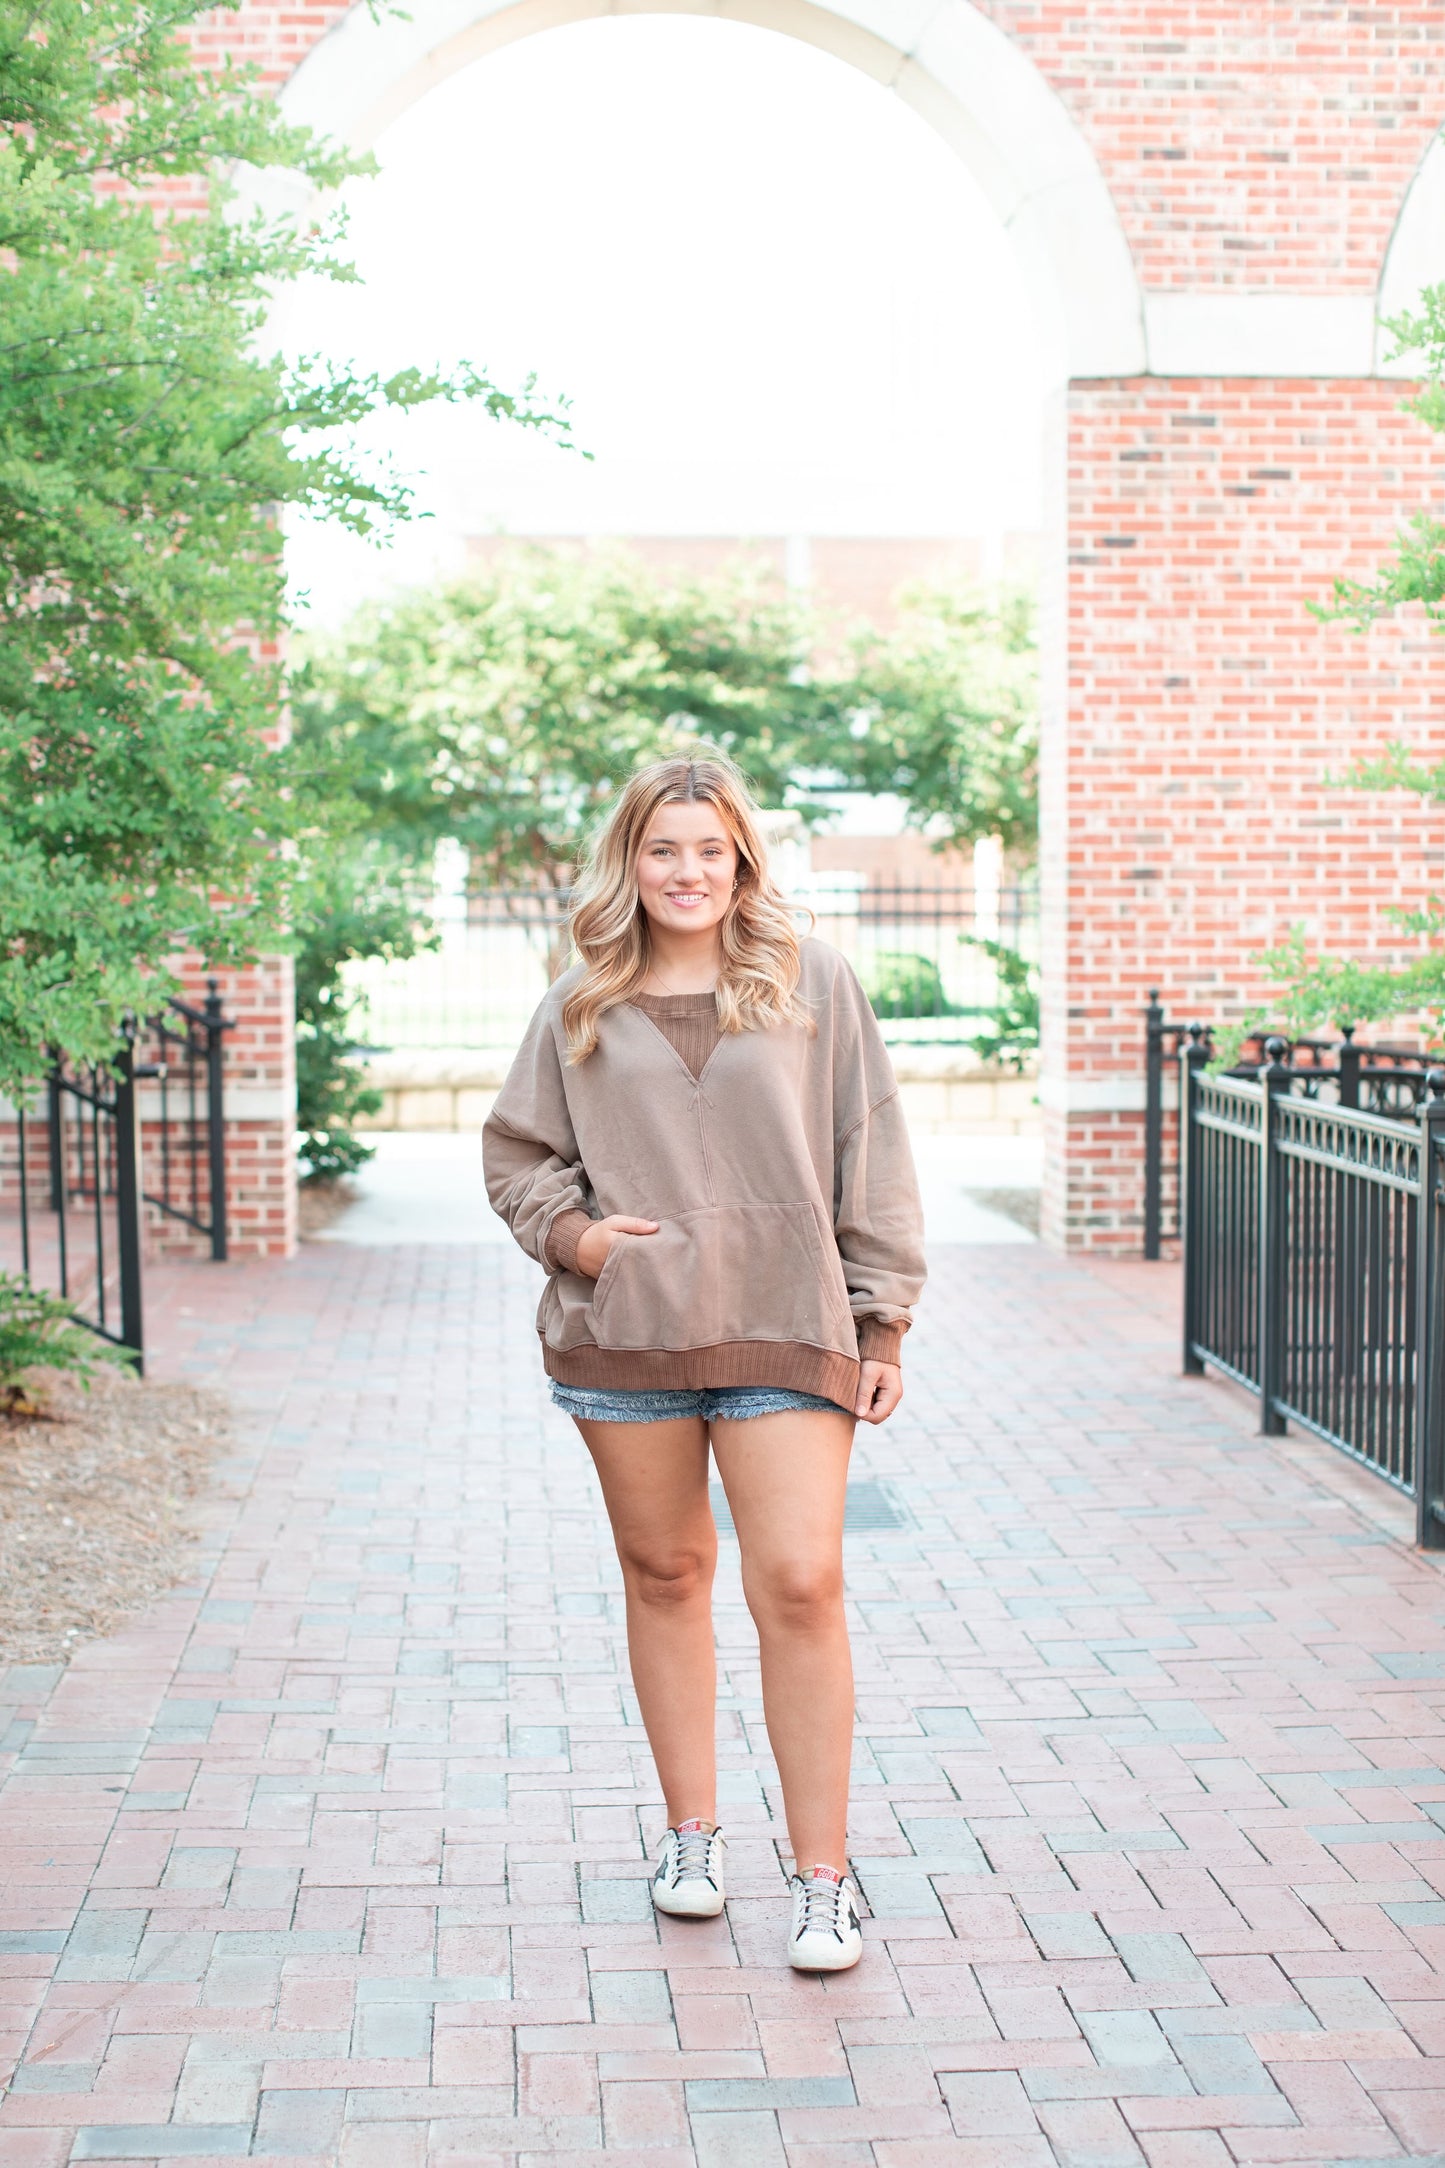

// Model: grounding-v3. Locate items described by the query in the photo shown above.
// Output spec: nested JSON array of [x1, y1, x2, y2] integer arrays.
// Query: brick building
[[194, 0, 1445, 1254]]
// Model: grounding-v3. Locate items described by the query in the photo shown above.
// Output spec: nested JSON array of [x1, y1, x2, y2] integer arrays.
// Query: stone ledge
[[354, 1045, 1041, 1135], [358, 1044, 1039, 1090]]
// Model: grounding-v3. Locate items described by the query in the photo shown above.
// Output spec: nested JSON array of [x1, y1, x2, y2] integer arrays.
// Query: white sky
[[278, 14, 1047, 627]]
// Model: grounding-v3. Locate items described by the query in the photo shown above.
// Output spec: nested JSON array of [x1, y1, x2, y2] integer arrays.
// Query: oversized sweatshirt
[[482, 939, 927, 1409]]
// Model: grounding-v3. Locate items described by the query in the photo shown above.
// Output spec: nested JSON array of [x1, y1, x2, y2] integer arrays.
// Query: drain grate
[[709, 1479, 908, 1536]]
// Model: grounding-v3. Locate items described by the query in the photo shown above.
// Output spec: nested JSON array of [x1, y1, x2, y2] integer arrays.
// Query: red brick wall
[[195, 1, 350, 87], [1045, 376, 1445, 1248], [158, 957, 298, 1261], [219, 0, 1445, 270], [978, 2, 1444, 293]]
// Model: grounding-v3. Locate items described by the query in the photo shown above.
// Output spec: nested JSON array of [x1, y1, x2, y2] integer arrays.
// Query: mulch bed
[[297, 1176, 359, 1239], [0, 1369, 231, 1666]]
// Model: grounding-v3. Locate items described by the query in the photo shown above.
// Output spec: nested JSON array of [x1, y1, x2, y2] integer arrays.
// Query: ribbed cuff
[[545, 1209, 595, 1276], [856, 1317, 907, 1367]]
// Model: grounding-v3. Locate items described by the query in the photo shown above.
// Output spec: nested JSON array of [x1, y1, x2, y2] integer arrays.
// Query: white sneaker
[[652, 1819, 726, 1918], [787, 1866, 863, 1972]]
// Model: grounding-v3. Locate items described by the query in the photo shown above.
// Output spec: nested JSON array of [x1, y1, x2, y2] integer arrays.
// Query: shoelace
[[796, 1874, 847, 1937], [672, 1827, 718, 1883]]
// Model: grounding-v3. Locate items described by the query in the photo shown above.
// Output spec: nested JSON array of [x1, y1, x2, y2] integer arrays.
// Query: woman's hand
[[575, 1214, 660, 1280], [855, 1360, 902, 1425]]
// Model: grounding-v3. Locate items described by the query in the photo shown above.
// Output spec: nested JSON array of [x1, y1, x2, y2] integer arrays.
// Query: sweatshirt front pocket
[[587, 1202, 853, 1355]]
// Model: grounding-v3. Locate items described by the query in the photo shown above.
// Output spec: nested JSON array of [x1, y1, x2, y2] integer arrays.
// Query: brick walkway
[[3, 1238, 1445, 2166]]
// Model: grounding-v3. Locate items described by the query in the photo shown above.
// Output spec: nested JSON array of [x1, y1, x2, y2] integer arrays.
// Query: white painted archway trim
[[278, 0, 1428, 383], [278, 0, 1146, 382], [1378, 128, 1445, 375]]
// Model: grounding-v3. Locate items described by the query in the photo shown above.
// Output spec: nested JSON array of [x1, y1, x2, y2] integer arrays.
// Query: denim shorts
[[548, 1382, 849, 1423]]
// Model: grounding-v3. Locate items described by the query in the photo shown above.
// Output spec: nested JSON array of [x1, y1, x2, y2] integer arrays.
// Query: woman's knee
[[743, 1555, 844, 1629], [619, 1540, 715, 1609]]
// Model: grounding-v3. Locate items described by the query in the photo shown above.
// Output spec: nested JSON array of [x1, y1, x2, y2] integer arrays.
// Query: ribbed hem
[[542, 1335, 860, 1410], [857, 1317, 908, 1365]]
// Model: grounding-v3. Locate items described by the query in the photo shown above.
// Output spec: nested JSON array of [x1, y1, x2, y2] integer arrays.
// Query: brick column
[[1043, 376, 1445, 1251], [203, 954, 297, 1259], [149, 955, 297, 1262]]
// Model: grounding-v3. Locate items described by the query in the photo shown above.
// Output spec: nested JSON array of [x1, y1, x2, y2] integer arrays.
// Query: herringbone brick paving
[[2, 1238, 1445, 2164]]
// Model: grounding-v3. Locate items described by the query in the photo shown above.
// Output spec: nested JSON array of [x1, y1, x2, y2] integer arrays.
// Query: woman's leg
[[709, 1408, 855, 1874], [575, 1415, 718, 1826]]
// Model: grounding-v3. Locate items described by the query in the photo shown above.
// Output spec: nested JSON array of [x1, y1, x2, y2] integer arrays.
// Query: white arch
[[1378, 128, 1445, 375], [276, 0, 1146, 383]]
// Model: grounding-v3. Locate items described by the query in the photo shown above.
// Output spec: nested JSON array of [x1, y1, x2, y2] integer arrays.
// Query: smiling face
[[635, 797, 741, 942]]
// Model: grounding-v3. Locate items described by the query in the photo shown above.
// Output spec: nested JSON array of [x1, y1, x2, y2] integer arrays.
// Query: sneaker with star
[[787, 1864, 863, 1971], [651, 1819, 726, 1918]]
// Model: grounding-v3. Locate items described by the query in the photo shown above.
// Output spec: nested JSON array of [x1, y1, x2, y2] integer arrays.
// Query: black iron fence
[[141, 984, 231, 1259], [1180, 1033, 1445, 1543], [354, 881, 1040, 1048], [20, 1025, 146, 1360], [2, 985, 231, 1368], [1144, 994, 1437, 1256]]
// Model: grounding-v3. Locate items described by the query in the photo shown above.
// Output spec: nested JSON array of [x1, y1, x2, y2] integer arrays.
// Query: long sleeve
[[483, 999, 592, 1268], [829, 956, 927, 1356], [834, 1085, 926, 1346], [544, 1208, 594, 1275]]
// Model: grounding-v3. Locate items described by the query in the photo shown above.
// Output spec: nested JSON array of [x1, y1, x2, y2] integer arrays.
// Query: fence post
[[113, 1020, 145, 1369], [1144, 991, 1164, 1260], [1337, 1026, 1361, 1111], [1415, 1070, 1445, 1548], [1179, 1024, 1209, 1375], [1257, 1036, 1291, 1436], [204, 978, 228, 1262], [47, 1061, 63, 1214]]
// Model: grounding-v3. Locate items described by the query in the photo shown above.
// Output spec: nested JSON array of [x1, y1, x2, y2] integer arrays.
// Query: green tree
[[0, 0, 566, 1097], [290, 837, 433, 1183], [836, 586, 1038, 858], [961, 937, 1039, 1071], [1230, 288, 1445, 1050], [290, 546, 860, 887], [292, 550, 1038, 880]]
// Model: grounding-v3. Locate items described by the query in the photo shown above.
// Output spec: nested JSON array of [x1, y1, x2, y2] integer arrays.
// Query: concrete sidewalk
[[2, 1237, 1445, 2165], [307, 1133, 1043, 1248]]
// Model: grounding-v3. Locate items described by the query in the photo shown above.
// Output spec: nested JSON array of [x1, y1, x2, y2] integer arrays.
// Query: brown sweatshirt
[[483, 939, 926, 1408]]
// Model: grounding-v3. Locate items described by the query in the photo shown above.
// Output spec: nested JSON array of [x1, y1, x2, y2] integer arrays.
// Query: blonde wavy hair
[[561, 749, 812, 1064]]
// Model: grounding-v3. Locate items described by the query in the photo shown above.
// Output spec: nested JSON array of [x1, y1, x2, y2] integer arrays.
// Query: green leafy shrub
[[291, 844, 431, 1184], [295, 1024, 384, 1185], [0, 1273, 132, 1417], [963, 939, 1039, 1071], [862, 952, 956, 1020]]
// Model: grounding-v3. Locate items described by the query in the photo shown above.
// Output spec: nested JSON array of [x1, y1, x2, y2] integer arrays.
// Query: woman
[[483, 749, 925, 1972]]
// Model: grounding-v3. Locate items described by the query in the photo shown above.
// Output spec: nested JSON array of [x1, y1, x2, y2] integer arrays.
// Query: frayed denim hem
[[548, 1382, 848, 1423]]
